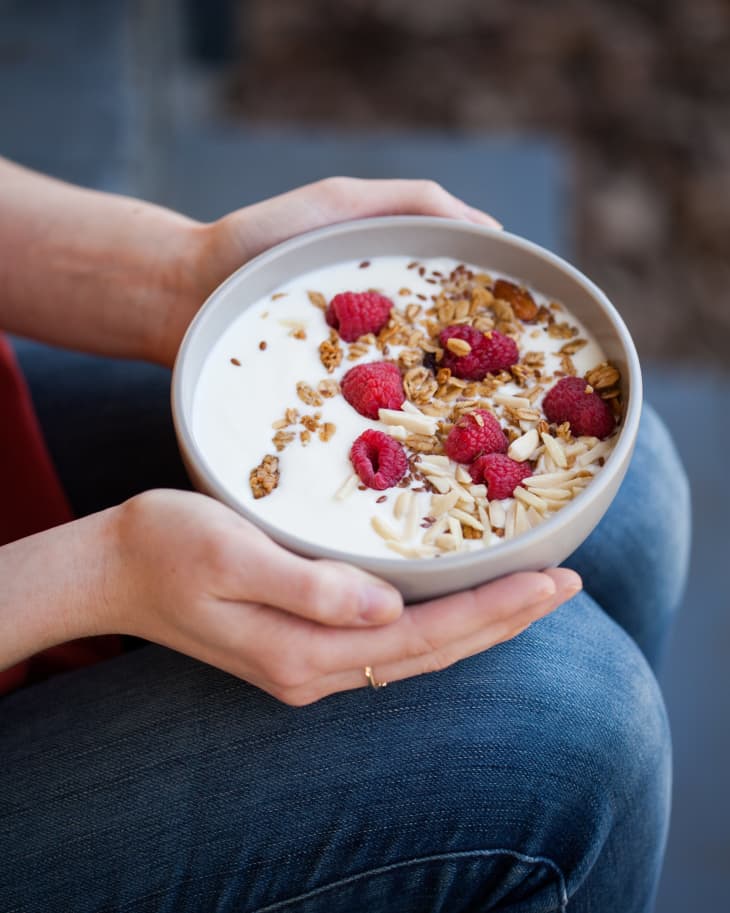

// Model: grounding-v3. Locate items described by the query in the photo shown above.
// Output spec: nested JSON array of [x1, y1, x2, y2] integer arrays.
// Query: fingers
[[181, 565, 581, 707], [223, 531, 404, 627], [307, 571, 561, 674], [225, 177, 501, 262], [314, 177, 503, 228], [356, 573, 580, 688], [286, 569, 582, 704]]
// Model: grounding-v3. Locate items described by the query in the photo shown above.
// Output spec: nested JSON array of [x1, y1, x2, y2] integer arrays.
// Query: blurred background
[[1, 0, 728, 908]]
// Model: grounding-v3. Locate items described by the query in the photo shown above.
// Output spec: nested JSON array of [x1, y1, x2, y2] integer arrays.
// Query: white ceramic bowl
[[172, 217, 641, 602]]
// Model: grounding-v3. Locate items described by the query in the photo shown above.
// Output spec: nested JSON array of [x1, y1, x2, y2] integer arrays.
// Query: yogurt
[[192, 256, 622, 559]]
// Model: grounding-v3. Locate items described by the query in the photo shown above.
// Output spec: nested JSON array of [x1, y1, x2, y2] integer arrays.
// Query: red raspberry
[[350, 430, 408, 490], [326, 291, 393, 342], [439, 325, 519, 380], [469, 453, 533, 500], [444, 409, 508, 464], [543, 376, 615, 439], [341, 362, 405, 419]]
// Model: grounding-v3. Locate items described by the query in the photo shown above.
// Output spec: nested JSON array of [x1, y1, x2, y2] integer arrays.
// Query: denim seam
[[250, 847, 568, 913]]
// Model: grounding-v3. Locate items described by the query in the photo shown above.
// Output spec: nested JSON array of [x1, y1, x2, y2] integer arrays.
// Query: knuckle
[[418, 648, 451, 676], [401, 614, 439, 660], [319, 175, 354, 204], [295, 570, 330, 618], [419, 179, 446, 202]]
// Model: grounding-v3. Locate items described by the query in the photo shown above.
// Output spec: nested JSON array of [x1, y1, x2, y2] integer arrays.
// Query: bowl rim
[[172, 215, 642, 575]]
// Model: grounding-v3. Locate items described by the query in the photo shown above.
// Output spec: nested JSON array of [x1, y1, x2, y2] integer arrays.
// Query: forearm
[[0, 158, 206, 366], [0, 508, 119, 670]]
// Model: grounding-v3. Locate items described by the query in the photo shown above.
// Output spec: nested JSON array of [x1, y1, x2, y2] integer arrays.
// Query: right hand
[[106, 489, 581, 705]]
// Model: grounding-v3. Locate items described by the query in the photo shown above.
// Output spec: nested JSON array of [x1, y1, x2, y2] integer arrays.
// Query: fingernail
[[358, 584, 402, 624]]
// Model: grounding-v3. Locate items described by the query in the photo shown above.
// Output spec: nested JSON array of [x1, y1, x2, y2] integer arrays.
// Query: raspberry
[[469, 453, 533, 500], [350, 430, 408, 490], [543, 376, 615, 439], [439, 325, 519, 380], [444, 409, 508, 464], [326, 291, 393, 342], [341, 362, 405, 419]]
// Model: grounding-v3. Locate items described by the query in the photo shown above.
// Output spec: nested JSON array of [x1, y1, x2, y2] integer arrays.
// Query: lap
[[0, 594, 669, 913]]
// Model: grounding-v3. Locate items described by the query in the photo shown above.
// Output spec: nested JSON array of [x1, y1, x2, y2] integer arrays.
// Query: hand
[[108, 489, 581, 706], [162, 178, 501, 366]]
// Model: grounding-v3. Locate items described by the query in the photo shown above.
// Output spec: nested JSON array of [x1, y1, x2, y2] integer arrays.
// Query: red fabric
[[0, 334, 122, 695]]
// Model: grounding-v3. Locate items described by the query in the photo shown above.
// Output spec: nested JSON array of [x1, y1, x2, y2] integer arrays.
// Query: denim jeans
[[1, 343, 691, 913]]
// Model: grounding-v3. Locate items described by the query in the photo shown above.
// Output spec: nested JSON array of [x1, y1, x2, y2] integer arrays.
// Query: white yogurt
[[192, 256, 615, 559]]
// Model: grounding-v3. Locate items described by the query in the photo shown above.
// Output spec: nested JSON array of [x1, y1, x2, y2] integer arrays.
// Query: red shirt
[[0, 334, 121, 695]]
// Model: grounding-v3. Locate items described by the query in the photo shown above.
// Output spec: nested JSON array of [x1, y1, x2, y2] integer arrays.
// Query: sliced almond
[[386, 541, 439, 559], [525, 487, 572, 500], [525, 470, 584, 487], [335, 473, 359, 501], [435, 534, 459, 552], [448, 516, 464, 544], [383, 425, 409, 441], [577, 440, 612, 466], [455, 486, 475, 506], [525, 506, 544, 528], [371, 516, 399, 542], [427, 475, 452, 494], [477, 502, 491, 538], [504, 502, 517, 539], [394, 489, 413, 521], [419, 453, 450, 468], [488, 500, 506, 529], [469, 484, 488, 499], [508, 428, 539, 463], [418, 460, 450, 477], [431, 489, 461, 517], [401, 400, 423, 416], [454, 465, 472, 485], [450, 507, 484, 532], [514, 502, 530, 535], [378, 408, 437, 436], [493, 393, 531, 409], [404, 492, 420, 540], [422, 516, 448, 545], [540, 432, 568, 469], [513, 486, 548, 513]]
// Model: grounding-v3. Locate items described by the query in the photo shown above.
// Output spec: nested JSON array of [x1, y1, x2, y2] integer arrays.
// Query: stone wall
[[228, 0, 730, 366]]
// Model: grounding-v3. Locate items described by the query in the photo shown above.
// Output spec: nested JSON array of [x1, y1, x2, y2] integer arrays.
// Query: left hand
[[164, 177, 501, 366]]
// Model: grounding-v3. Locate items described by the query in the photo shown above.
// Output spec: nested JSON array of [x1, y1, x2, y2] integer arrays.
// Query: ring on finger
[[364, 665, 388, 690]]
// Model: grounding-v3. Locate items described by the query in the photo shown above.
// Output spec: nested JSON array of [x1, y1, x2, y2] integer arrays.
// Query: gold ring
[[364, 665, 388, 690]]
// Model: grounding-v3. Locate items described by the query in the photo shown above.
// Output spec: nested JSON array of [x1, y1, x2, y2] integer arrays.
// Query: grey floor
[[1, 1, 728, 909]]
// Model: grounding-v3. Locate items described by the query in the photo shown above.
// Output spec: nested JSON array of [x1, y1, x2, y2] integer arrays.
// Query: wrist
[[147, 218, 244, 369], [0, 506, 124, 670]]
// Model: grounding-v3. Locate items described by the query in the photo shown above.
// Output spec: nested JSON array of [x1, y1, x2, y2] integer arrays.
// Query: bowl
[[172, 216, 641, 602]]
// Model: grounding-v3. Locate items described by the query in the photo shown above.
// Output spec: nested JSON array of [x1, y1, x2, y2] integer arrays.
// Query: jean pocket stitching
[[250, 847, 568, 913]]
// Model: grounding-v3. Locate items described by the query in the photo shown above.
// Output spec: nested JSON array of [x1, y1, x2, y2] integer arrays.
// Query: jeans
[[1, 343, 691, 913]]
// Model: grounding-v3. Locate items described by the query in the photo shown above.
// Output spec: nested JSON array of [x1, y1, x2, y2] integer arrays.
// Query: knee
[[496, 597, 672, 882], [426, 598, 671, 865]]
